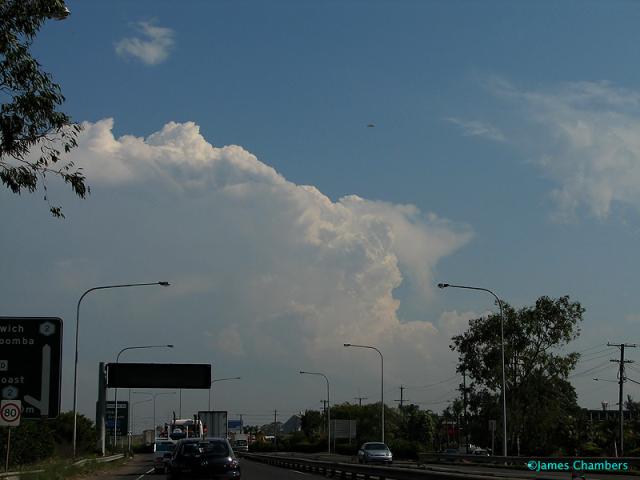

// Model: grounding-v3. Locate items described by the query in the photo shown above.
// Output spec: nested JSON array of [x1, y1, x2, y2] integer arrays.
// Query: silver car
[[357, 442, 393, 464]]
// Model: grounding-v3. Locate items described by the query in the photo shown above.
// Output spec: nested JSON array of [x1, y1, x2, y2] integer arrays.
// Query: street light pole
[[72, 281, 170, 458], [113, 345, 173, 449], [344, 343, 384, 443], [133, 391, 176, 437], [131, 397, 152, 436], [437, 282, 508, 457], [209, 377, 241, 411], [300, 371, 330, 453]]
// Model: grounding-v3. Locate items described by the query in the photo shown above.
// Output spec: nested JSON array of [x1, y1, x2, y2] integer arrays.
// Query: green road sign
[[0, 317, 62, 419]]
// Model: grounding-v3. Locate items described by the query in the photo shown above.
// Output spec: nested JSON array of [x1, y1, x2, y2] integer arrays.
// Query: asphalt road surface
[[81, 453, 637, 480], [265, 452, 638, 480], [83, 453, 326, 480]]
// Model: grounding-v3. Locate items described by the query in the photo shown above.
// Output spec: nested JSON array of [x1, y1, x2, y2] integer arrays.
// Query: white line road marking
[[134, 467, 155, 479], [293, 470, 310, 475]]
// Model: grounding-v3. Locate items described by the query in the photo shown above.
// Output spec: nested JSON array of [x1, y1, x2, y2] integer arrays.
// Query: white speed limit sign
[[0, 400, 21, 426]]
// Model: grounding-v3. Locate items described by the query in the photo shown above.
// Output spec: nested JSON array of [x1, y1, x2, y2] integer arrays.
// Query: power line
[[405, 375, 459, 389], [576, 343, 608, 354], [578, 351, 619, 364], [414, 388, 458, 405], [413, 399, 454, 407], [579, 348, 617, 361], [569, 361, 612, 378]]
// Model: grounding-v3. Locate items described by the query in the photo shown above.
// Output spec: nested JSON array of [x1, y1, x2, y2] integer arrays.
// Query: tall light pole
[[72, 281, 170, 458], [133, 391, 176, 437], [300, 371, 331, 453], [344, 343, 384, 443], [209, 377, 241, 411], [131, 397, 152, 436], [113, 344, 173, 448], [438, 282, 507, 457]]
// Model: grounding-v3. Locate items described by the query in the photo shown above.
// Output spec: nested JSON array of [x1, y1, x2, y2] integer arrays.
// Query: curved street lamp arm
[[343, 343, 384, 443], [113, 343, 174, 447], [299, 371, 330, 453], [437, 282, 507, 457], [116, 344, 174, 363], [72, 281, 170, 458], [209, 377, 241, 411], [211, 377, 242, 385]]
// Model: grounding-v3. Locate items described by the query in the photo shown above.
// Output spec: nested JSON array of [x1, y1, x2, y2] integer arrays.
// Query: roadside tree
[[1, 0, 88, 217], [450, 295, 585, 455]]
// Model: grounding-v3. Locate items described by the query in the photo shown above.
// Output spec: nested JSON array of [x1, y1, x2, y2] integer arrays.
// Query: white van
[[153, 438, 176, 473], [232, 434, 249, 453]]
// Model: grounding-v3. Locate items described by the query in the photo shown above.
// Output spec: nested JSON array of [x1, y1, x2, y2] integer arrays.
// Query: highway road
[[252, 452, 639, 480], [83, 453, 326, 480], [81, 452, 637, 480]]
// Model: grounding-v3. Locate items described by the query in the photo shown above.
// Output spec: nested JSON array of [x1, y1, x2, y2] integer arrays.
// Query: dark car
[[167, 438, 241, 479]]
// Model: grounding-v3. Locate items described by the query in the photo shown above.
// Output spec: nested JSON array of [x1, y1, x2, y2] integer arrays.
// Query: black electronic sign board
[[0, 317, 62, 419], [107, 363, 211, 389]]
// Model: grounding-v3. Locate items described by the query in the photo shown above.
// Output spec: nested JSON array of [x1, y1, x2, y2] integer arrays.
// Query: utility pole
[[462, 369, 469, 453], [273, 410, 278, 448], [354, 396, 367, 407], [320, 400, 328, 434], [396, 385, 405, 407], [395, 385, 408, 421], [608, 342, 636, 456]]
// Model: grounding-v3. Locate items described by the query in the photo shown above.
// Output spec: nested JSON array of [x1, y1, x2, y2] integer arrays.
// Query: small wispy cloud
[[625, 313, 640, 324], [491, 79, 640, 220], [446, 117, 506, 142], [115, 21, 174, 66]]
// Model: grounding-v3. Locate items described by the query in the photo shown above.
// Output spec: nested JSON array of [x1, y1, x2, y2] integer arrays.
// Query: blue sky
[[3, 0, 640, 428]]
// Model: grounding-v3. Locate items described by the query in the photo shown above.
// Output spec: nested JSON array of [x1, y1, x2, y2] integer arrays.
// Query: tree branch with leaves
[[0, 0, 88, 217]]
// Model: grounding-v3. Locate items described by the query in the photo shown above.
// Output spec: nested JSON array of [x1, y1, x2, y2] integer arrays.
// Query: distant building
[[281, 414, 302, 434], [587, 409, 639, 422]]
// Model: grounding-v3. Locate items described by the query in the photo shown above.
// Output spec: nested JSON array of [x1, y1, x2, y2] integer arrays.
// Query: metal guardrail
[[0, 470, 44, 479], [243, 452, 530, 480], [0, 453, 125, 479], [73, 453, 125, 466]]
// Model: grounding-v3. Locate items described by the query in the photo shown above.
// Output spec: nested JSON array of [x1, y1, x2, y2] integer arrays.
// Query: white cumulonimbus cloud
[[115, 21, 174, 65], [60, 118, 473, 391], [490, 79, 640, 220]]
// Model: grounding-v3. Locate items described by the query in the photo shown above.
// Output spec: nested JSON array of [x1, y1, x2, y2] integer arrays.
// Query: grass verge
[[3, 455, 129, 480]]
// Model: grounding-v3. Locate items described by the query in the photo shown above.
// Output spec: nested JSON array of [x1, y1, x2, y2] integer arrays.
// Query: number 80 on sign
[[0, 400, 21, 426]]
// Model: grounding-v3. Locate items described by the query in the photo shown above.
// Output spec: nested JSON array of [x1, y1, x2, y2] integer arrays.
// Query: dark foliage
[[448, 296, 586, 455], [0, 0, 88, 217]]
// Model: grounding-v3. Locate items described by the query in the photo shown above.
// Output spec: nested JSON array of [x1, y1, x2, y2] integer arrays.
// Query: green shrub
[[626, 446, 640, 457], [579, 441, 603, 456], [387, 438, 424, 460], [0, 412, 97, 468], [249, 441, 278, 452], [334, 443, 358, 456], [0, 421, 55, 466], [50, 411, 96, 456]]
